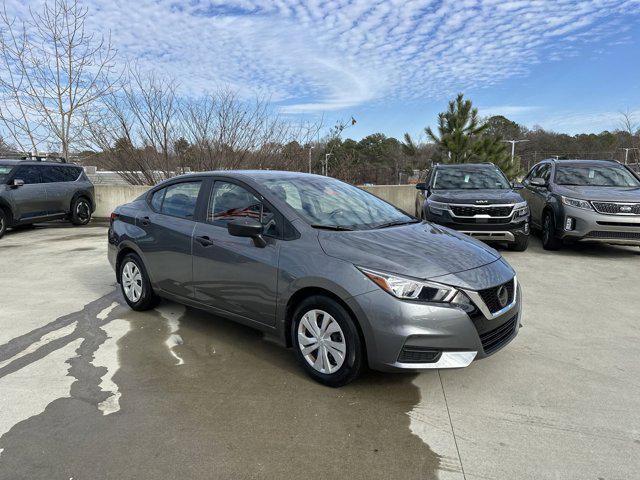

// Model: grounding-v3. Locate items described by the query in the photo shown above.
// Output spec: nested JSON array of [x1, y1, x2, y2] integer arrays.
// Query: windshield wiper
[[310, 224, 354, 231], [371, 219, 420, 229]]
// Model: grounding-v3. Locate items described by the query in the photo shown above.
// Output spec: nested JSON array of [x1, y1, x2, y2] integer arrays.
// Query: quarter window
[[160, 181, 202, 219]]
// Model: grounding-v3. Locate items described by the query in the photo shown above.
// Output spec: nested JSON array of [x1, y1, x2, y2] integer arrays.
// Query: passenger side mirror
[[511, 181, 524, 190], [529, 178, 547, 188], [415, 182, 427, 191], [11, 178, 24, 188], [227, 218, 266, 248]]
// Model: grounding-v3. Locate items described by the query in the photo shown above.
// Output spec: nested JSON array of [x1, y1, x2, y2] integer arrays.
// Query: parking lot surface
[[0, 223, 639, 480]]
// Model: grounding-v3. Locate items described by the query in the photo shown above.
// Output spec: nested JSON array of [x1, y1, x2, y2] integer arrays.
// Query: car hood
[[318, 222, 501, 280], [554, 185, 640, 202], [429, 189, 523, 204]]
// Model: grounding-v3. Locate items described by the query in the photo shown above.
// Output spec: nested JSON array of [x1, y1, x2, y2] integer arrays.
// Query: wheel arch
[[70, 190, 95, 213], [115, 244, 145, 284], [0, 198, 14, 225]]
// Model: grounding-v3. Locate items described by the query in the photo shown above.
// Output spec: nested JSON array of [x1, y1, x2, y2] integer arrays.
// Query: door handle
[[140, 216, 150, 226], [196, 235, 214, 247]]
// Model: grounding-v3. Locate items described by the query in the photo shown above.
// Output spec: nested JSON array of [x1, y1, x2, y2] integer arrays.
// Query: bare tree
[[0, 0, 119, 158]]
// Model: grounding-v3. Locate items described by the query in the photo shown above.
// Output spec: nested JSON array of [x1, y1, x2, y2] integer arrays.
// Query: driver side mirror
[[11, 178, 25, 188], [227, 217, 266, 248], [529, 177, 547, 188], [415, 182, 427, 191]]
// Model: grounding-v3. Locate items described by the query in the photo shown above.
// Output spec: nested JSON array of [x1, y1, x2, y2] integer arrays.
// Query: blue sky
[[7, 0, 640, 139]]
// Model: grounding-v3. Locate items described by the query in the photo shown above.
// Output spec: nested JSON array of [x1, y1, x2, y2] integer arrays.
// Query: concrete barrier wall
[[94, 183, 418, 218]]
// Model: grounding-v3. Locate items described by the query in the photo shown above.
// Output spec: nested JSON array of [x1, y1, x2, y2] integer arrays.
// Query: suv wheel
[[0, 209, 7, 239], [292, 295, 365, 387], [70, 197, 92, 226], [542, 211, 562, 250], [508, 234, 529, 252], [119, 253, 159, 311]]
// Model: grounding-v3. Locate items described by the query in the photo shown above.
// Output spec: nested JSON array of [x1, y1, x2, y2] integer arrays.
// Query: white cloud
[[3, 0, 639, 114]]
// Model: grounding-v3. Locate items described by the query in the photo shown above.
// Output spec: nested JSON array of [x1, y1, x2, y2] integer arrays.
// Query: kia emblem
[[497, 285, 509, 308]]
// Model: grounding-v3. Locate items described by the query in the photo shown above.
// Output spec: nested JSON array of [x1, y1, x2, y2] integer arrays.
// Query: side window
[[63, 166, 82, 181], [538, 164, 551, 183], [161, 181, 201, 219], [150, 188, 165, 212], [208, 181, 278, 236], [41, 166, 67, 183], [13, 165, 42, 184], [523, 165, 540, 185]]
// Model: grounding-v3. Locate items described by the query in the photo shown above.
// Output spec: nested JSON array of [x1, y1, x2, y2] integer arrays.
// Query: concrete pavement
[[0, 223, 638, 479]]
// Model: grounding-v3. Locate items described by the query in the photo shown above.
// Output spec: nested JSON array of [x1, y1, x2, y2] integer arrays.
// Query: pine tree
[[418, 93, 521, 178]]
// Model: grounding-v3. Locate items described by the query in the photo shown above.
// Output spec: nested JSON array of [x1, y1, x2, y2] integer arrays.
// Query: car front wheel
[[119, 253, 160, 311], [542, 211, 562, 250], [0, 209, 7, 239], [292, 295, 365, 387]]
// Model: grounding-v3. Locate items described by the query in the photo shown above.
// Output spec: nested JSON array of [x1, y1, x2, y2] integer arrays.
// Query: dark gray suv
[[0, 159, 95, 238], [109, 171, 521, 387], [520, 159, 640, 250]]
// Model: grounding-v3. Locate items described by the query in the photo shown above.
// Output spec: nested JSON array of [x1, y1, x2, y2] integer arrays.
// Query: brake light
[[110, 212, 119, 226]]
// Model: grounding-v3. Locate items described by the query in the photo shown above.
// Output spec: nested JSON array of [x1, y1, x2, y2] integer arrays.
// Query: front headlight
[[358, 267, 458, 302], [427, 200, 449, 215], [513, 201, 529, 218], [561, 196, 592, 210]]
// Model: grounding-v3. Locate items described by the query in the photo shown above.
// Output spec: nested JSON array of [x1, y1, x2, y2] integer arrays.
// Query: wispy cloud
[[4, 0, 640, 115]]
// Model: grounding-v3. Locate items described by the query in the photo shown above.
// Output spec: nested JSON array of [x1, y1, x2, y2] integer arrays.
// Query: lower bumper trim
[[460, 231, 516, 242], [393, 351, 477, 370]]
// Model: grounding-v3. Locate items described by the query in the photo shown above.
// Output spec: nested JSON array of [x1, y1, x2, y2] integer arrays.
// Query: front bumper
[[558, 205, 640, 245], [347, 281, 522, 372]]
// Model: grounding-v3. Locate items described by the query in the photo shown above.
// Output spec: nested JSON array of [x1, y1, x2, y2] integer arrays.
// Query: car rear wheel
[[70, 197, 92, 226], [292, 295, 364, 387], [0, 209, 7, 239], [542, 211, 562, 250], [119, 253, 159, 311]]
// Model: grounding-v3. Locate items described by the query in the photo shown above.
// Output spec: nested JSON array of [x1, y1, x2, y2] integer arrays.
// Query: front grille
[[477, 279, 515, 314], [453, 217, 511, 225], [592, 202, 640, 215], [397, 346, 441, 364], [479, 315, 518, 354], [585, 231, 640, 240], [450, 205, 513, 217]]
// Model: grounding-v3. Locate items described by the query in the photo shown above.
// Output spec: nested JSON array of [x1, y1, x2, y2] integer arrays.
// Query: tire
[[0, 209, 7, 239], [119, 253, 160, 311], [542, 211, 562, 250], [508, 234, 529, 252], [291, 295, 365, 387], [70, 196, 92, 226]]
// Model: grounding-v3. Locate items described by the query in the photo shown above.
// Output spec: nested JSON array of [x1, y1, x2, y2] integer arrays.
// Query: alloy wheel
[[77, 200, 90, 221], [122, 261, 143, 302], [297, 309, 346, 374]]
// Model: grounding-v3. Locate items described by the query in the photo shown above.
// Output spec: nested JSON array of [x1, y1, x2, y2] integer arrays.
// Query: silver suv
[[0, 159, 95, 238]]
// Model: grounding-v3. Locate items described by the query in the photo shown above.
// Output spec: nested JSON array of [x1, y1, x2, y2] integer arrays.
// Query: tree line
[[0, 0, 638, 185]]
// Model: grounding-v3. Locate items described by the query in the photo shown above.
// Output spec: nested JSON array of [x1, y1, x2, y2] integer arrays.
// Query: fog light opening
[[565, 217, 575, 231]]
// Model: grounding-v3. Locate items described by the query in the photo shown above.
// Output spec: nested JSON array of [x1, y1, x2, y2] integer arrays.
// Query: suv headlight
[[561, 196, 592, 210], [358, 267, 458, 302], [427, 200, 449, 216], [513, 201, 529, 218]]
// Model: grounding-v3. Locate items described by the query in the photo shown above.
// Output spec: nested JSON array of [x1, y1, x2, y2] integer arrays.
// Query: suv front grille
[[479, 315, 518, 354], [477, 279, 515, 314], [450, 205, 513, 217], [591, 202, 640, 215], [586, 231, 640, 240], [397, 346, 441, 364]]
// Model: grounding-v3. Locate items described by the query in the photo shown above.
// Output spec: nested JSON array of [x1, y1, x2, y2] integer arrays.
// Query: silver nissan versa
[[108, 171, 521, 386]]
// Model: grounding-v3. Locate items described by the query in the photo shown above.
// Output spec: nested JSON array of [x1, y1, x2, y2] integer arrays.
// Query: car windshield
[[555, 165, 640, 187], [262, 175, 416, 230], [432, 168, 510, 190], [0, 165, 14, 182]]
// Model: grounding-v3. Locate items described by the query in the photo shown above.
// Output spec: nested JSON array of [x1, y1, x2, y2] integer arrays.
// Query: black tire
[[70, 196, 92, 226], [291, 295, 365, 387], [0, 209, 7, 239], [119, 253, 160, 311], [508, 234, 529, 252], [542, 211, 562, 250]]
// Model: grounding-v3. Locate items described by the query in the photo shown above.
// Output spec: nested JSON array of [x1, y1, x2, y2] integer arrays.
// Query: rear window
[[158, 181, 202, 219]]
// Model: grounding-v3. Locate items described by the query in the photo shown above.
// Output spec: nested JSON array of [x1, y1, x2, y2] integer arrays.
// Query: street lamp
[[308, 146, 314, 174], [502, 139, 529, 164]]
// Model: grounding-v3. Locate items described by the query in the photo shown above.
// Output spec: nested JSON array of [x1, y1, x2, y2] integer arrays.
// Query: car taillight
[[110, 212, 118, 226]]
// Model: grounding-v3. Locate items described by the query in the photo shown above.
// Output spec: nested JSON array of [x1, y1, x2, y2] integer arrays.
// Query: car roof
[[547, 159, 620, 167], [0, 159, 78, 167], [433, 163, 499, 170], [162, 170, 330, 183]]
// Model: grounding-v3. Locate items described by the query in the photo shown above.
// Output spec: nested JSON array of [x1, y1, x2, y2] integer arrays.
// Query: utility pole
[[502, 140, 529, 164], [324, 153, 332, 176], [308, 146, 314, 174], [619, 147, 639, 164]]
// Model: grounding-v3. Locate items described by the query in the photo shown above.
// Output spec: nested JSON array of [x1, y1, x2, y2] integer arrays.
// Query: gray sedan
[[108, 171, 521, 386]]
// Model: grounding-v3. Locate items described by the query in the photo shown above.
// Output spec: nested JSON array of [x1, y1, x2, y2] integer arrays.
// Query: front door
[[8, 165, 49, 221], [192, 180, 280, 326]]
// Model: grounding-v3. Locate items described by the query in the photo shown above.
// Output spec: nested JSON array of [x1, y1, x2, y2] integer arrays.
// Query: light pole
[[502, 139, 529, 164], [308, 146, 314, 173], [324, 153, 333, 176], [619, 147, 639, 164]]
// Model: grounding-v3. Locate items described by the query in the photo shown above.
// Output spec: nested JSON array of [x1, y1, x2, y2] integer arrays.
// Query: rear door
[[136, 179, 205, 299], [8, 165, 49, 221], [192, 179, 281, 326], [41, 165, 83, 214]]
